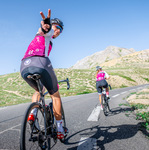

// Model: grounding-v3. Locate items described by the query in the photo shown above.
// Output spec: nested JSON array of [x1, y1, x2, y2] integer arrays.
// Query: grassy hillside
[[101, 50, 149, 88], [0, 69, 96, 107], [0, 64, 149, 107]]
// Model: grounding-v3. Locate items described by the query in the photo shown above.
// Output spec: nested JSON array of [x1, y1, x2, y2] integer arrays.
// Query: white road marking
[[0, 124, 21, 135], [129, 89, 135, 91], [121, 91, 127, 94], [77, 137, 97, 150], [112, 94, 120, 98], [0, 107, 7, 110], [137, 87, 142, 90], [87, 105, 101, 121]]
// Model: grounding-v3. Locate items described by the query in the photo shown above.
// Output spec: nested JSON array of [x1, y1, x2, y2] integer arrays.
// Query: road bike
[[102, 86, 111, 116], [20, 74, 70, 150]]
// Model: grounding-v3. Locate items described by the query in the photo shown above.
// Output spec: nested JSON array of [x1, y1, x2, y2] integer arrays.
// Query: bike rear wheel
[[20, 102, 50, 150], [107, 100, 111, 112], [59, 104, 67, 143], [102, 95, 109, 116]]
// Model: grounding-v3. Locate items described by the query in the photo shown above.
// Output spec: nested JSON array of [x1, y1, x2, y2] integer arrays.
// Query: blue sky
[[0, 0, 149, 75]]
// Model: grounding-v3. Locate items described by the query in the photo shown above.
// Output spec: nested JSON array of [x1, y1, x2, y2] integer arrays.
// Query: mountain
[[101, 49, 149, 67], [101, 49, 149, 88], [72, 46, 135, 69]]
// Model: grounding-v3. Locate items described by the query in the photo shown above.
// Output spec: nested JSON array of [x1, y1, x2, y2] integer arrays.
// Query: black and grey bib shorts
[[20, 56, 58, 95], [96, 79, 108, 94]]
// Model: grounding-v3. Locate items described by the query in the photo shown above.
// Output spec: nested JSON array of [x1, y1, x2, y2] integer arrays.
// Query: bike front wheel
[[20, 102, 50, 150]]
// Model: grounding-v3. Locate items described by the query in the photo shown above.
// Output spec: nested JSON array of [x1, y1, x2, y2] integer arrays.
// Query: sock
[[106, 92, 109, 97], [56, 120, 64, 133]]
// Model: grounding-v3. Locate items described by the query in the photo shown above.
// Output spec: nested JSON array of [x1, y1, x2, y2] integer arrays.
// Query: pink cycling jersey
[[22, 29, 54, 60], [96, 71, 109, 81]]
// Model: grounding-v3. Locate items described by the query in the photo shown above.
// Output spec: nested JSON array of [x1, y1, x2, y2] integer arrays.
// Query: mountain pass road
[[0, 84, 149, 150]]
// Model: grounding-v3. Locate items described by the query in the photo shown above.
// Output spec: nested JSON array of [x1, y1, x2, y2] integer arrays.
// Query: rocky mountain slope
[[101, 49, 149, 88], [72, 46, 135, 69], [101, 49, 149, 67]]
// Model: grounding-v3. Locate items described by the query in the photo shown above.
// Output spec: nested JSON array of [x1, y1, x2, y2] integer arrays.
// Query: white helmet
[[96, 66, 102, 71]]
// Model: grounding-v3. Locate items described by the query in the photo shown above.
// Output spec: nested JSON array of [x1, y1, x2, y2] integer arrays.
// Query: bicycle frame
[[102, 88, 106, 95], [101, 87, 107, 103], [20, 74, 70, 150], [102, 87, 111, 116], [28, 75, 70, 140], [34, 78, 48, 138]]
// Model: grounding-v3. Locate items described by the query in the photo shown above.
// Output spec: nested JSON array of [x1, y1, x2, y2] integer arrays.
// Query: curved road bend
[[0, 84, 149, 150]]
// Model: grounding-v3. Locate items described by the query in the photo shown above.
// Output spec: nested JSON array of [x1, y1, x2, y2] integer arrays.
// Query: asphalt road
[[0, 84, 149, 150]]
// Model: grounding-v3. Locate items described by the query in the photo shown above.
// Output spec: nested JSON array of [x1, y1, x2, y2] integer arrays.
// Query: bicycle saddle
[[27, 74, 41, 80]]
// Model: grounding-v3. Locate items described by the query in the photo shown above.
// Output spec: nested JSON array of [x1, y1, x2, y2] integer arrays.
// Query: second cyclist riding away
[[96, 66, 110, 110]]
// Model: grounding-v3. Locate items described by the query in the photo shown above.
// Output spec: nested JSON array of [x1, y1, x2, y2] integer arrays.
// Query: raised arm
[[38, 9, 51, 36]]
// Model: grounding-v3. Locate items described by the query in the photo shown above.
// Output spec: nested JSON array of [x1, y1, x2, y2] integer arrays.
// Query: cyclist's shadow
[[65, 122, 148, 150]]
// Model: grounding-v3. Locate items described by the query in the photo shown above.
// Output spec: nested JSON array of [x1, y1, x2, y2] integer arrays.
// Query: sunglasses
[[55, 25, 62, 33]]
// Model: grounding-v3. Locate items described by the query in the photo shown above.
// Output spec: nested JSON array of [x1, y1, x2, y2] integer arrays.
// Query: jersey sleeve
[[104, 71, 109, 79], [43, 29, 54, 57], [36, 29, 54, 38], [44, 29, 54, 37]]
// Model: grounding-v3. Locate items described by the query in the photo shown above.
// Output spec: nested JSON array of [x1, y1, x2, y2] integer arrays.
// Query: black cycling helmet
[[51, 18, 64, 29], [96, 66, 102, 71]]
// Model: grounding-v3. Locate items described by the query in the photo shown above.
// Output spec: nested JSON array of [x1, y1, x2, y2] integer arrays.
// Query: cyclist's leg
[[38, 57, 66, 138], [106, 87, 109, 97], [32, 91, 40, 102], [98, 92, 104, 110], [50, 91, 62, 120], [50, 91, 65, 135], [96, 81, 102, 105], [50, 90, 68, 140], [32, 87, 45, 102], [98, 92, 102, 104], [47, 88, 65, 137], [39, 59, 62, 121], [103, 80, 110, 98]]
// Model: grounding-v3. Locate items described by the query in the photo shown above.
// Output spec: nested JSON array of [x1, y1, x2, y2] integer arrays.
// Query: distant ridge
[[72, 46, 135, 69], [101, 48, 149, 67]]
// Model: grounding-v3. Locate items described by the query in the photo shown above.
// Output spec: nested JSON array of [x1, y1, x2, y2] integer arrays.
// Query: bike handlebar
[[58, 78, 70, 90], [44, 78, 70, 96], [109, 84, 112, 90]]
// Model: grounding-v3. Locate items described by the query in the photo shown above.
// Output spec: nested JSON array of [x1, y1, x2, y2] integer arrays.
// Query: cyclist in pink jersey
[[20, 9, 66, 139], [96, 66, 110, 109]]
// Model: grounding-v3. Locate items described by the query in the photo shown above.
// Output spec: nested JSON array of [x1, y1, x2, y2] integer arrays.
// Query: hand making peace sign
[[40, 9, 51, 33]]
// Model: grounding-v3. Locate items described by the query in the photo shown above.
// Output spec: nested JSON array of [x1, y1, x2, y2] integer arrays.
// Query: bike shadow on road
[[64, 122, 148, 150], [107, 106, 132, 116]]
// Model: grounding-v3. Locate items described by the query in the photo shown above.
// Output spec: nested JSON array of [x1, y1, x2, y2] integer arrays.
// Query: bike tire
[[102, 95, 108, 116], [20, 102, 51, 150], [107, 101, 111, 112], [60, 104, 67, 143], [61, 104, 66, 127]]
